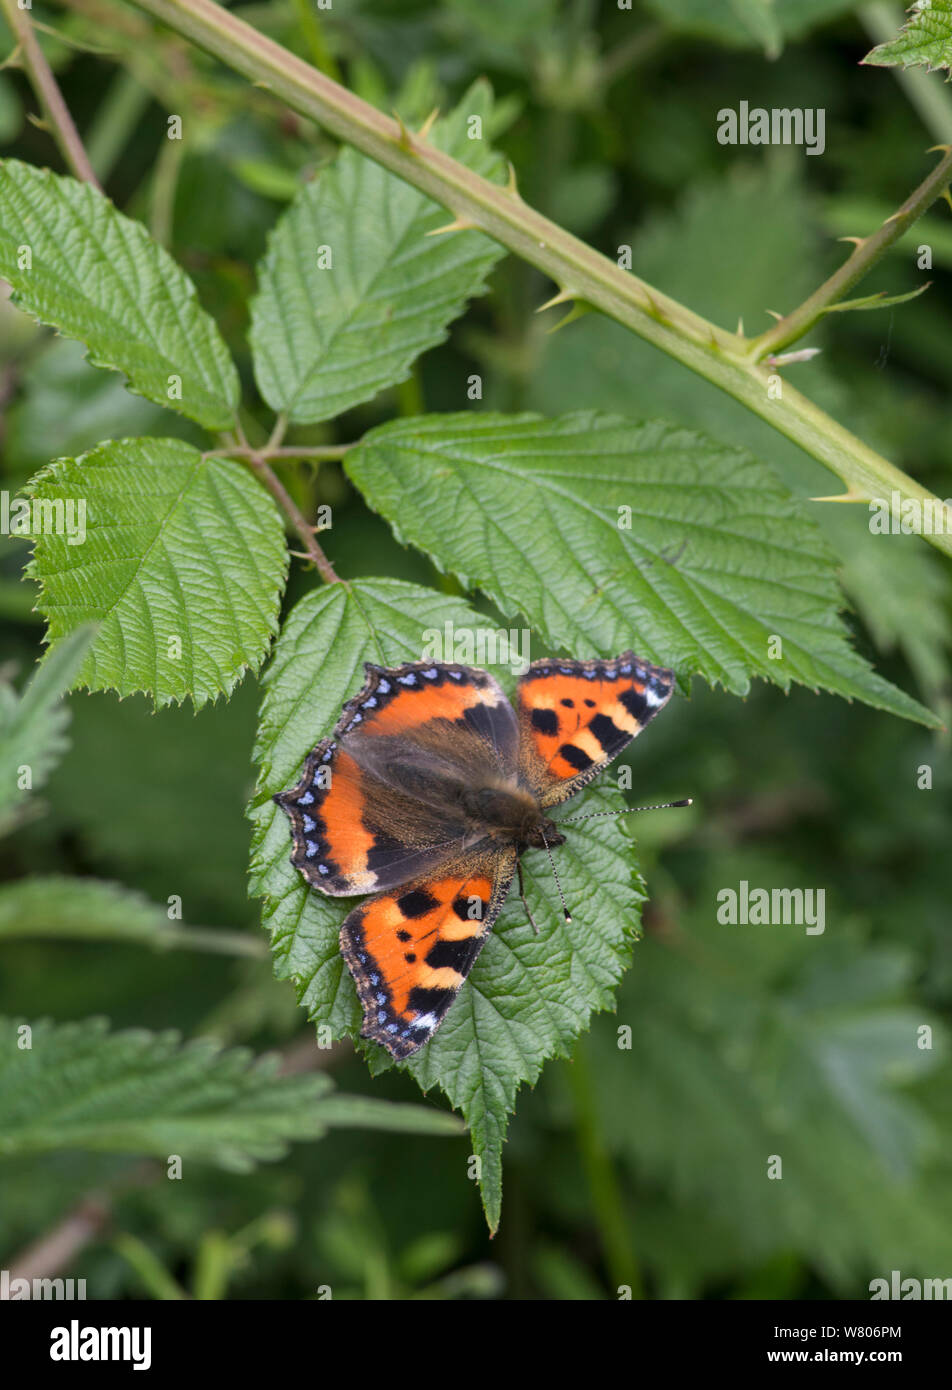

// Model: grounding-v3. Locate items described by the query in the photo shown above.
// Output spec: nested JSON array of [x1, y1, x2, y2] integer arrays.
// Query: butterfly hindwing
[[517, 650, 675, 808], [340, 847, 518, 1058]]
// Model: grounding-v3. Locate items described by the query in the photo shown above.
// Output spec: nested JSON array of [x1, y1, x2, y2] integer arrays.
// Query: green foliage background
[[1, 0, 951, 1299]]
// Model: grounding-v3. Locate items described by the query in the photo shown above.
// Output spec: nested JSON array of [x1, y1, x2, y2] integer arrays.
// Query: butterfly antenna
[[559, 798, 692, 824], [539, 828, 572, 924], [516, 859, 540, 936]]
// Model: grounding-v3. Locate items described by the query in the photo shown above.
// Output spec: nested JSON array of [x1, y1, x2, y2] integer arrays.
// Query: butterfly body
[[276, 652, 674, 1058]]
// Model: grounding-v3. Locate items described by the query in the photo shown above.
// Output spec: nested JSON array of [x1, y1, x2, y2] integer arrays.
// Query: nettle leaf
[[249, 81, 506, 423], [346, 411, 938, 727], [0, 1017, 458, 1167], [0, 876, 264, 957], [864, 0, 952, 74], [249, 577, 643, 1229], [0, 159, 240, 431], [26, 439, 289, 709], [0, 624, 95, 835]]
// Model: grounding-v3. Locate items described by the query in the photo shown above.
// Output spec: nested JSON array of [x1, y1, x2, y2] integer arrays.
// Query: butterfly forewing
[[516, 651, 675, 807]]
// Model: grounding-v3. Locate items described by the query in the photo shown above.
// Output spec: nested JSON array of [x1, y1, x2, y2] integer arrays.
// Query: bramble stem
[[747, 145, 952, 360], [0, 0, 101, 189], [239, 451, 342, 584], [203, 444, 353, 462], [120, 0, 952, 553]]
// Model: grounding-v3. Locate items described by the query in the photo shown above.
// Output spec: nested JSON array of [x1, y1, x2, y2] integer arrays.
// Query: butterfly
[[275, 651, 678, 1059]]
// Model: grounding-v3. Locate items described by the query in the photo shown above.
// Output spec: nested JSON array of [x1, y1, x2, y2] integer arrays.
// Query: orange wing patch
[[517, 651, 675, 805], [274, 738, 383, 896], [337, 661, 512, 743], [340, 852, 516, 1058]]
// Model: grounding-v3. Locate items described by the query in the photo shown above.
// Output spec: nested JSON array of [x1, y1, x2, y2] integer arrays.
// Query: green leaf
[[345, 411, 939, 727], [0, 623, 95, 835], [821, 283, 931, 314], [249, 577, 643, 1230], [6, 337, 200, 475], [864, 0, 952, 74], [831, 516, 952, 707], [586, 861, 948, 1285], [0, 159, 240, 431], [26, 439, 289, 709], [313, 1094, 464, 1135], [0, 876, 265, 957], [0, 1017, 458, 1167], [249, 81, 506, 423], [523, 165, 952, 710]]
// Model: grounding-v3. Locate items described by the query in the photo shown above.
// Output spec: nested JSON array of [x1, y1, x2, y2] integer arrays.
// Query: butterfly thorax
[[460, 779, 565, 851]]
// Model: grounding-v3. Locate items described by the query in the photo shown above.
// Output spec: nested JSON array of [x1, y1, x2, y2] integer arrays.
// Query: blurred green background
[[1, 0, 951, 1299]]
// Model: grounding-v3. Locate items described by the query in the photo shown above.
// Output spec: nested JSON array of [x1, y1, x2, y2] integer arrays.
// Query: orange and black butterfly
[[275, 652, 679, 1058]]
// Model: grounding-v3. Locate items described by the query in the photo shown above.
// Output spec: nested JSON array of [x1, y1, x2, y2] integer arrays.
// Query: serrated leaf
[[0, 159, 240, 431], [249, 577, 644, 1229], [0, 1017, 458, 1167], [26, 439, 289, 709], [864, 0, 952, 74], [525, 166, 952, 709], [345, 411, 939, 727], [249, 81, 506, 423], [402, 781, 640, 1231], [0, 623, 95, 835]]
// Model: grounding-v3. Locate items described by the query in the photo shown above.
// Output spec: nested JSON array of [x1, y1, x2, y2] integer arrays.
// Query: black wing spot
[[426, 937, 481, 973], [396, 929, 412, 942], [620, 688, 648, 721], [408, 985, 455, 1016], [461, 702, 499, 742], [397, 888, 439, 919], [589, 712, 625, 751], [559, 742, 593, 771], [531, 707, 559, 736]]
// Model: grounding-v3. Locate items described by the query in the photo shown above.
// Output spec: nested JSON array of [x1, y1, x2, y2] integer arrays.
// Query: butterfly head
[[523, 816, 565, 852]]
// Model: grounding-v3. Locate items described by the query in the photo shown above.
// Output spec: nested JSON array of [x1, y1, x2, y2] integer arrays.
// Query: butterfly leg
[[517, 858, 540, 936]]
